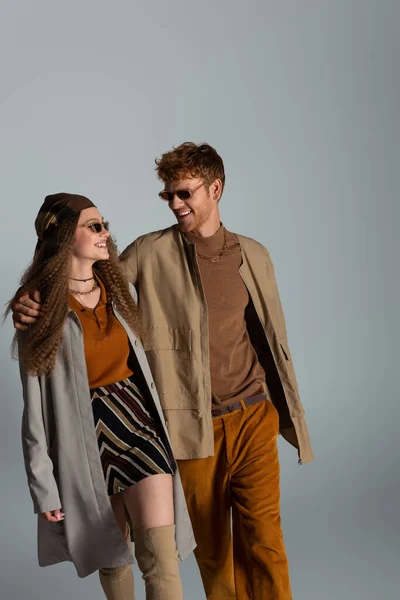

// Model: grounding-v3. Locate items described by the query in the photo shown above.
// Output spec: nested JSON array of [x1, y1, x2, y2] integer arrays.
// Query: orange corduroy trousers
[[177, 399, 292, 600]]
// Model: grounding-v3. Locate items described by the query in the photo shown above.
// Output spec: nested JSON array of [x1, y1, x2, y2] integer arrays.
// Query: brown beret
[[35, 193, 96, 242]]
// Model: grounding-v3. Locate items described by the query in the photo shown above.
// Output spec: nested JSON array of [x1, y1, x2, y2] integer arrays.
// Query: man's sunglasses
[[158, 182, 205, 202], [86, 221, 109, 234]]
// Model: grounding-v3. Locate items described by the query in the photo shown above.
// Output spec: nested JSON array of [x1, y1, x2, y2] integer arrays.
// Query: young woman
[[7, 193, 195, 600]]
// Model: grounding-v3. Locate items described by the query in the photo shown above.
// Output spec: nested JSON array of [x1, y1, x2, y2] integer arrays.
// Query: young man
[[14, 142, 313, 599]]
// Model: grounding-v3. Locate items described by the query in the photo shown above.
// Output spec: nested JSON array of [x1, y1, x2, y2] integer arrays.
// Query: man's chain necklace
[[196, 228, 228, 263]]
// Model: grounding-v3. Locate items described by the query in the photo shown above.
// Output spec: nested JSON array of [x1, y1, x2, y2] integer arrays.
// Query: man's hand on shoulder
[[12, 290, 42, 331]]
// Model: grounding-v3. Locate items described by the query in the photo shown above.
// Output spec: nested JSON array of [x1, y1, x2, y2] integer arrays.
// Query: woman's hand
[[41, 508, 65, 522]]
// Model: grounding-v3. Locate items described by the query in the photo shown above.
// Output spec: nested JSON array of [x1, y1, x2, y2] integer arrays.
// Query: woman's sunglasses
[[86, 221, 109, 234], [158, 182, 205, 202]]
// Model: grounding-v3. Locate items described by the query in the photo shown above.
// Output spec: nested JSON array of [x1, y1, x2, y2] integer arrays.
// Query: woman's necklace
[[68, 279, 98, 295], [69, 276, 95, 282], [196, 227, 228, 263]]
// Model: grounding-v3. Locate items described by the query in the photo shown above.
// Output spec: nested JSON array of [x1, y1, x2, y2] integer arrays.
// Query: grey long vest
[[18, 285, 195, 578]]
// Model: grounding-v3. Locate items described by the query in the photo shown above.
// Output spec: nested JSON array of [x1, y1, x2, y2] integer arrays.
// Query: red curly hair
[[155, 142, 225, 196]]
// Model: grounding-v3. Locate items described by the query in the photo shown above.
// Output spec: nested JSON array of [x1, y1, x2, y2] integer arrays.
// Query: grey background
[[0, 1, 398, 598]]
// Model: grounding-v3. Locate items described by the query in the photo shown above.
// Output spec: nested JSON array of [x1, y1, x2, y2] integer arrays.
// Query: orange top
[[68, 277, 134, 388]]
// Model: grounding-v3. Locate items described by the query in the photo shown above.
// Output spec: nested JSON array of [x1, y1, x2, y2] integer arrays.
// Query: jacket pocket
[[279, 343, 290, 362], [278, 340, 302, 406], [143, 326, 191, 353], [142, 327, 197, 407]]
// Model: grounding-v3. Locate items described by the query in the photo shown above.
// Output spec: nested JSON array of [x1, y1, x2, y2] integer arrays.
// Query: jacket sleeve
[[263, 246, 312, 461], [18, 347, 61, 514], [119, 239, 139, 286]]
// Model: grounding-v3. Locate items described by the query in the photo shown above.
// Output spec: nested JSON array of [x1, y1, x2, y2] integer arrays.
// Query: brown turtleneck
[[185, 225, 267, 409]]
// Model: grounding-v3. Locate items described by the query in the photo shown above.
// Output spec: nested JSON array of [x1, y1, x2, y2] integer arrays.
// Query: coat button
[[150, 382, 155, 388], [134, 340, 139, 347]]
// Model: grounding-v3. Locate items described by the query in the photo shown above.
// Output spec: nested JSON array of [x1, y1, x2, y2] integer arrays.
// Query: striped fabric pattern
[[90, 376, 173, 496]]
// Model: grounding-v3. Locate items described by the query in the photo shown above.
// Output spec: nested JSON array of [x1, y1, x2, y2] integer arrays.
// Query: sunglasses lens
[[89, 222, 108, 233], [159, 190, 193, 201], [103, 221, 109, 231], [177, 190, 191, 200], [159, 191, 171, 201]]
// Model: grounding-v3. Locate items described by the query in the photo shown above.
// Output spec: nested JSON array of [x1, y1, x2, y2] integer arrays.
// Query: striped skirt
[[90, 376, 174, 496]]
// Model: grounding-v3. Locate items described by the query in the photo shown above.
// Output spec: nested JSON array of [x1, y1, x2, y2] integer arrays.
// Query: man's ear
[[211, 179, 223, 202]]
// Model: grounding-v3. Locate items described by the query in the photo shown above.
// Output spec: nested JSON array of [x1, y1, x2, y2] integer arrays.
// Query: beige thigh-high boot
[[133, 524, 182, 600], [99, 526, 135, 600]]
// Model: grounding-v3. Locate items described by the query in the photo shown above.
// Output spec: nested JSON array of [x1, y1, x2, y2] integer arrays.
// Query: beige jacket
[[119, 225, 313, 464]]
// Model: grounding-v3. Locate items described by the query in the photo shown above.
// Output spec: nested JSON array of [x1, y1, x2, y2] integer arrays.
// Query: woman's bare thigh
[[123, 474, 174, 530]]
